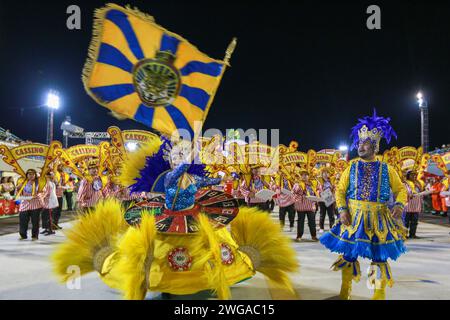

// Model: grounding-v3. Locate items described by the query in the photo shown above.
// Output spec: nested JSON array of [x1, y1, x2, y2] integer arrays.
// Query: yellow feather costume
[[52, 138, 299, 299]]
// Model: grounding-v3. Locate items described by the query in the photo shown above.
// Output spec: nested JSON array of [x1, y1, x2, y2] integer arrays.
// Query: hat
[[350, 109, 397, 154]]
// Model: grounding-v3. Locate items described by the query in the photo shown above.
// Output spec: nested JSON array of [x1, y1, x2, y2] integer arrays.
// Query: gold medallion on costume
[[133, 51, 181, 107]]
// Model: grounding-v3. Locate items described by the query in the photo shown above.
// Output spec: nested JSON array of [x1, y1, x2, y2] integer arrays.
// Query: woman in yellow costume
[[52, 136, 298, 299]]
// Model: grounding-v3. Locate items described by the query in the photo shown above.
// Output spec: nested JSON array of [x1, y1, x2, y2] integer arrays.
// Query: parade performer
[[16, 169, 42, 240], [39, 172, 59, 236], [403, 170, 425, 239], [54, 165, 69, 228], [430, 177, 448, 217], [273, 175, 296, 232], [293, 168, 319, 242], [239, 167, 271, 211], [317, 167, 336, 233], [76, 160, 103, 212], [52, 137, 298, 299], [320, 110, 408, 300], [52, 3, 298, 299]]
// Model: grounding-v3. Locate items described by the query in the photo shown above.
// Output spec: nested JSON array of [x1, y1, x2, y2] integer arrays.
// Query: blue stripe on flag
[[106, 9, 145, 60], [179, 85, 210, 111], [160, 34, 180, 55], [134, 104, 155, 128], [165, 105, 194, 138], [180, 61, 223, 77], [98, 43, 134, 73], [90, 84, 135, 102]]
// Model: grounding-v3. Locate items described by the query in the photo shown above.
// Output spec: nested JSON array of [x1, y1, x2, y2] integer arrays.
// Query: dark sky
[[1, 0, 449, 157]]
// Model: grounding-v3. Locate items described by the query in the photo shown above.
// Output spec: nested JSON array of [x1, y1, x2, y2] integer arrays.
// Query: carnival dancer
[[54, 165, 69, 229], [239, 167, 271, 211], [76, 161, 103, 212], [39, 172, 59, 236], [430, 177, 448, 217], [16, 169, 42, 241], [440, 177, 450, 223], [404, 170, 425, 239], [320, 110, 408, 300], [102, 172, 120, 199], [317, 167, 336, 233], [273, 175, 296, 232], [53, 137, 298, 299], [293, 169, 319, 242]]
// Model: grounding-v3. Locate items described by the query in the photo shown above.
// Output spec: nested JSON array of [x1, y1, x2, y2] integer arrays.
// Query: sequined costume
[[320, 110, 408, 300], [52, 137, 299, 299]]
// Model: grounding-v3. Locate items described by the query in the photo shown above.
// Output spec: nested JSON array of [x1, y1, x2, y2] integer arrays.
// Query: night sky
[[1, 0, 449, 157]]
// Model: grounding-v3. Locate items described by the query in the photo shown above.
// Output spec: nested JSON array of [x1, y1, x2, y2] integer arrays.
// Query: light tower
[[416, 92, 429, 153], [46, 90, 60, 145]]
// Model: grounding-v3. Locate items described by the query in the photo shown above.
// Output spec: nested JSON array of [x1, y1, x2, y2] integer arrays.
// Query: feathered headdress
[[130, 136, 208, 193], [350, 109, 397, 153]]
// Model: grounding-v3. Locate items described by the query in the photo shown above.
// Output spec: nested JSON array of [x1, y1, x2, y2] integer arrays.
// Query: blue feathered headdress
[[350, 109, 397, 152], [130, 136, 208, 193]]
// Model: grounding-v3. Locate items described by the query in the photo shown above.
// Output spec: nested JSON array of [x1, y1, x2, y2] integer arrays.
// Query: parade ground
[[1, 208, 449, 300]]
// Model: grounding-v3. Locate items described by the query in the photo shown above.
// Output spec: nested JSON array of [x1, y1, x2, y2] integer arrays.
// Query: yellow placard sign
[[398, 146, 418, 161], [122, 130, 158, 143], [67, 145, 100, 162], [11, 144, 48, 160], [316, 153, 333, 164], [282, 152, 308, 165]]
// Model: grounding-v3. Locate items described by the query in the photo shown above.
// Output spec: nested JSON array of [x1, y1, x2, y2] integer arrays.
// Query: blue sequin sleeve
[[164, 163, 190, 187], [194, 176, 222, 188]]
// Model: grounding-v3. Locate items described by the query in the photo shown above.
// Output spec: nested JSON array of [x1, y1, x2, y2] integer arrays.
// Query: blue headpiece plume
[[350, 109, 397, 152], [130, 136, 208, 193]]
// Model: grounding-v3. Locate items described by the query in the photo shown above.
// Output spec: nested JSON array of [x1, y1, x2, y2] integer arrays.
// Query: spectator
[[7, 176, 16, 197], [65, 177, 75, 211]]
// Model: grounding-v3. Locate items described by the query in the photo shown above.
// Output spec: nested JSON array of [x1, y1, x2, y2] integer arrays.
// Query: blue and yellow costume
[[52, 137, 299, 299], [320, 110, 408, 300]]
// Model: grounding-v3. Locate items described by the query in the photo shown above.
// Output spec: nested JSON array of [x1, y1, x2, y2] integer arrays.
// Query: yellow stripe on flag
[[172, 96, 204, 130], [108, 92, 141, 118], [174, 41, 221, 70], [153, 107, 177, 135], [102, 19, 138, 65], [89, 63, 133, 88], [181, 72, 221, 95], [127, 15, 164, 60]]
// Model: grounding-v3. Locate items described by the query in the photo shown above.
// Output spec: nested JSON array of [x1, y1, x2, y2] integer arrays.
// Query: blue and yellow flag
[[83, 4, 236, 139]]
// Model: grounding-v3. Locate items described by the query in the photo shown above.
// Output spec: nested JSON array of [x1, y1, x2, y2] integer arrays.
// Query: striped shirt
[[117, 187, 145, 201], [102, 182, 120, 198], [77, 178, 103, 208], [293, 182, 317, 212], [404, 182, 423, 213], [272, 180, 295, 208], [39, 181, 59, 209], [18, 181, 43, 212], [239, 178, 266, 204]]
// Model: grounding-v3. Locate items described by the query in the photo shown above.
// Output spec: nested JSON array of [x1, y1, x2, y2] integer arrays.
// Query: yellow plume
[[116, 213, 157, 300], [197, 214, 231, 300], [51, 198, 128, 282], [230, 207, 299, 294], [117, 137, 162, 187]]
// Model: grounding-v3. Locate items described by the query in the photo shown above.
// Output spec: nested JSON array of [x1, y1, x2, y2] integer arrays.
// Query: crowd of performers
[[22, 3, 447, 301]]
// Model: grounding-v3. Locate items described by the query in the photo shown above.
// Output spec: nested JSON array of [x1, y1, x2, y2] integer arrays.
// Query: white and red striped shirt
[[117, 187, 145, 201], [405, 182, 423, 213], [239, 178, 266, 204], [293, 182, 317, 212], [77, 178, 103, 208], [17, 180, 43, 212], [272, 180, 295, 208], [102, 182, 120, 198], [39, 180, 59, 209]]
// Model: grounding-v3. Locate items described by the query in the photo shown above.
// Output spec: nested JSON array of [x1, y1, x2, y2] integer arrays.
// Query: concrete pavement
[[0, 208, 449, 300]]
